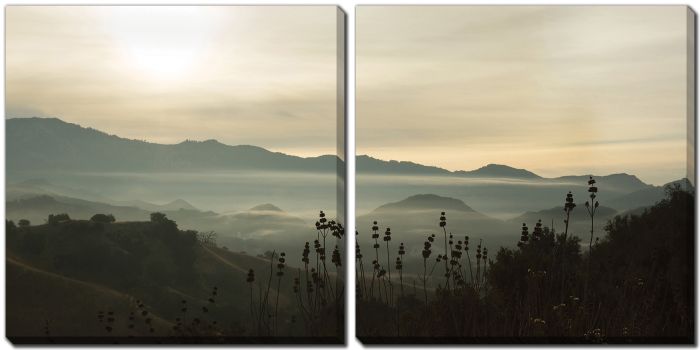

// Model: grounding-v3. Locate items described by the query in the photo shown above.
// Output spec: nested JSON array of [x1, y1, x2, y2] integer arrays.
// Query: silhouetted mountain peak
[[162, 199, 197, 211], [249, 203, 284, 212], [375, 194, 475, 213], [459, 163, 542, 179]]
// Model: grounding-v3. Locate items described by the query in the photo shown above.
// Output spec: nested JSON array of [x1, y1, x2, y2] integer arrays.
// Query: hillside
[[5, 216, 332, 342], [6, 191, 314, 257]]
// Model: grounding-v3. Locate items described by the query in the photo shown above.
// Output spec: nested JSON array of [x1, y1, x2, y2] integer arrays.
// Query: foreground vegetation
[[357, 178, 693, 343], [7, 211, 344, 344]]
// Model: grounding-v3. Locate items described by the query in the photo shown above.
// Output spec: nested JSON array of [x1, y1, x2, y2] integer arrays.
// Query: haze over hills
[[7, 117, 688, 221], [6, 192, 312, 252], [6, 117, 340, 216]]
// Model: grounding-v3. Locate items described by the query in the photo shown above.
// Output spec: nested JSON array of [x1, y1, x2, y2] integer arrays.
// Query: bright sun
[[102, 7, 219, 81]]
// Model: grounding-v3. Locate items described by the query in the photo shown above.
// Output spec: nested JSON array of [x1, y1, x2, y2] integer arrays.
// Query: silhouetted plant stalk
[[274, 252, 286, 335], [421, 234, 435, 308], [371, 221, 380, 299], [561, 191, 576, 302], [383, 227, 393, 305], [439, 212, 450, 290], [246, 269, 256, 327], [584, 176, 599, 301], [356, 233, 367, 299], [258, 250, 275, 336], [397, 242, 405, 297], [459, 235, 473, 286]]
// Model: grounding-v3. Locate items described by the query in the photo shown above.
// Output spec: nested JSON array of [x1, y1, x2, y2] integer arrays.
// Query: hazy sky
[[7, 6, 340, 157], [357, 6, 691, 185]]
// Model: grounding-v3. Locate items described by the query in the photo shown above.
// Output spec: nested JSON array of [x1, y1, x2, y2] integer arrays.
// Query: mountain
[[553, 173, 649, 193], [510, 205, 618, 225], [7, 117, 341, 177], [249, 203, 284, 212], [357, 152, 653, 192], [119, 198, 198, 212], [372, 194, 478, 213], [455, 164, 541, 179], [357, 155, 539, 179], [606, 178, 693, 212], [356, 155, 451, 176]]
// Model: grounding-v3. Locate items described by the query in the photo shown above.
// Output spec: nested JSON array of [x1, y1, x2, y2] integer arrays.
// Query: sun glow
[[102, 7, 221, 81]]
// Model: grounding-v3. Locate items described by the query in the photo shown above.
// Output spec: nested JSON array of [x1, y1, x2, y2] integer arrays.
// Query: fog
[[11, 170, 339, 220], [357, 174, 633, 220]]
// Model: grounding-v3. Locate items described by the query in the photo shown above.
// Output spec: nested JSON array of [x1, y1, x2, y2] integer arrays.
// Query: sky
[[357, 6, 692, 185], [6, 6, 341, 157]]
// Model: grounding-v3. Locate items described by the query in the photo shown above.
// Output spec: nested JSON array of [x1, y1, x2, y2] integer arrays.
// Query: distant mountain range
[[8, 117, 689, 219], [7, 117, 341, 176], [358, 154, 652, 190], [9, 118, 656, 187]]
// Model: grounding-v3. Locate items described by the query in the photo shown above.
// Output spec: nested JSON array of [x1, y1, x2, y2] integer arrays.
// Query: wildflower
[[383, 227, 391, 242], [439, 212, 446, 227]]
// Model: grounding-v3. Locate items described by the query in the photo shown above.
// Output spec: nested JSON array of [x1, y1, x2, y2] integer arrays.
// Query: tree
[[150, 212, 168, 223], [90, 214, 115, 223], [47, 213, 70, 225], [17, 219, 30, 227]]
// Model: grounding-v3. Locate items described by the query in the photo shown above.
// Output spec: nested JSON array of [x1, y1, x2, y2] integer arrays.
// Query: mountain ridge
[[8, 117, 657, 189], [7, 117, 342, 176]]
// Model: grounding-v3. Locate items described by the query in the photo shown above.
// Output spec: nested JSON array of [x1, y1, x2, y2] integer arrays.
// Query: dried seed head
[[332, 246, 342, 267], [520, 223, 530, 244], [564, 191, 576, 212], [247, 269, 255, 283]]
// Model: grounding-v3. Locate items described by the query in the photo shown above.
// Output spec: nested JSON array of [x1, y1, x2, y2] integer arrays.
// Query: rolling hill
[[6, 217, 336, 342]]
